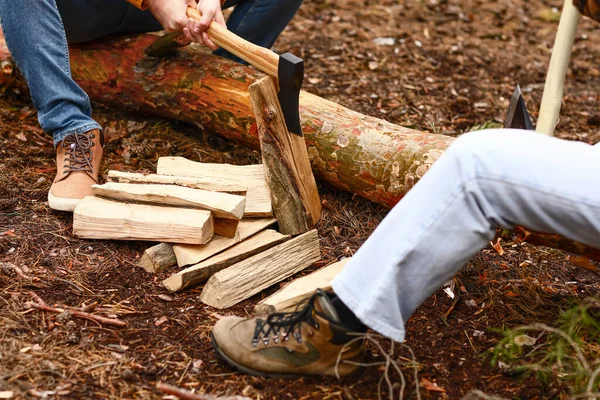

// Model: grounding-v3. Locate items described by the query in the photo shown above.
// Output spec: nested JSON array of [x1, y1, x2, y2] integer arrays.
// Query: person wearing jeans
[[210, 129, 600, 377], [0, 0, 303, 211]]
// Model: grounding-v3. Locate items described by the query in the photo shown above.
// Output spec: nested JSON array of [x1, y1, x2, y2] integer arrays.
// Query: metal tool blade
[[505, 85, 534, 130], [277, 53, 304, 136]]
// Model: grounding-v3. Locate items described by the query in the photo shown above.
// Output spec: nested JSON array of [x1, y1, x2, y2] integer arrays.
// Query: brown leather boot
[[48, 129, 103, 212], [211, 290, 365, 378]]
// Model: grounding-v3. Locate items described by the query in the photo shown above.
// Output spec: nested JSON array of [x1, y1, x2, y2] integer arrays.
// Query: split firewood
[[254, 258, 350, 315], [156, 382, 251, 400], [73, 196, 213, 244], [200, 230, 321, 309], [107, 170, 247, 194], [138, 243, 177, 273], [173, 218, 277, 267], [249, 76, 321, 235], [26, 291, 127, 327], [163, 230, 290, 292], [157, 157, 272, 218], [92, 182, 246, 220]]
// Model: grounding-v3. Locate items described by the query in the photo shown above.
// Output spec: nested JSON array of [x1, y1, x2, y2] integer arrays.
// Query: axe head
[[505, 85, 534, 130], [277, 53, 304, 136]]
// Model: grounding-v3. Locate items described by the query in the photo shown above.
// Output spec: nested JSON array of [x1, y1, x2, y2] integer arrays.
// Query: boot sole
[[48, 193, 81, 212], [211, 333, 310, 379]]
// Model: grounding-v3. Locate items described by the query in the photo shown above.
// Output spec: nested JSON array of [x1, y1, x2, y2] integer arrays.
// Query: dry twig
[[156, 382, 251, 400], [26, 291, 127, 327]]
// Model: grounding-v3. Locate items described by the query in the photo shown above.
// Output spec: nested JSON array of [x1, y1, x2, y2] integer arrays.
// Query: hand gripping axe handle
[[150, 7, 304, 137]]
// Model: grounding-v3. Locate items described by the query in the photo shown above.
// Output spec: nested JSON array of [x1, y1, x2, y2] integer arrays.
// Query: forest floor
[[2, 0, 600, 398]]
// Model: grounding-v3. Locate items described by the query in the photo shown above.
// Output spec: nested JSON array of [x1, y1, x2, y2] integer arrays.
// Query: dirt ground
[[2, 0, 600, 398]]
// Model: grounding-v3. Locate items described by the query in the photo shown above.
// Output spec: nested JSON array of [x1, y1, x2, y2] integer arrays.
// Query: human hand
[[184, 0, 226, 50], [573, 0, 600, 22], [147, 0, 226, 50]]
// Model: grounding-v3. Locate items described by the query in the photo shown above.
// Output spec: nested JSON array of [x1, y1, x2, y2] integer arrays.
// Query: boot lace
[[62, 131, 96, 174], [252, 294, 321, 347]]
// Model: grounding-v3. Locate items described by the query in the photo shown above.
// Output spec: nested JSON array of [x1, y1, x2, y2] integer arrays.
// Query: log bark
[[163, 229, 290, 292], [249, 76, 321, 235], [138, 243, 177, 273], [73, 196, 213, 244], [254, 258, 350, 315], [0, 32, 452, 208], [200, 230, 321, 309]]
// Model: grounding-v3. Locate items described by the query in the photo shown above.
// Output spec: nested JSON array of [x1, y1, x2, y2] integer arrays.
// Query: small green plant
[[466, 120, 503, 132], [492, 298, 600, 397]]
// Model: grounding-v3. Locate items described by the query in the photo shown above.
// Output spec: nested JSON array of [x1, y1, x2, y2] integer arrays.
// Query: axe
[[146, 7, 304, 137], [506, 0, 581, 133]]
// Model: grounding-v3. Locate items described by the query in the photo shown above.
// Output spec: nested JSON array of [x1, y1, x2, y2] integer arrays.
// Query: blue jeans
[[0, 0, 302, 144], [332, 130, 600, 342]]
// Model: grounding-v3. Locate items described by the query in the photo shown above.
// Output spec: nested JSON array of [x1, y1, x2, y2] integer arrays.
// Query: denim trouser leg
[[0, 0, 101, 145], [0, 0, 160, 145], [332, 129, 600, 342], [215, 0, 304, 63]]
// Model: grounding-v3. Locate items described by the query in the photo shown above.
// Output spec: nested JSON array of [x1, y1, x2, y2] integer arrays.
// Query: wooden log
[[0, 32, 453, 208], [92, 182, 245, 220], [139, 243, 177, 273], [200, 230, 321, 309], [157, 157, 272, 218], [254, 258, 350, 315], [173, 218, 277, 267], [73, 196, 213, 244], [249, 76, 321, 235], [163, 230, 290, 292], [107, 170, 247, 194]]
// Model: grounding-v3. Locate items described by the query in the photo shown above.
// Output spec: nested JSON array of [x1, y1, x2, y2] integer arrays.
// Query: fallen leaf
[[490, 238, 504, 255], [505, 290, 519, 298], [420, 377, 446, 393], [567, 255, 598, 273], [155, 316, 168, 326], [157, 294, 174, 302], [192, 359, 204, 370]]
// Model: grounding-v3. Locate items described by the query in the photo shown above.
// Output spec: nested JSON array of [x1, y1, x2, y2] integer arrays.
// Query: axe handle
[[186, 7, 279, 77], [536, 0, 580, 136]]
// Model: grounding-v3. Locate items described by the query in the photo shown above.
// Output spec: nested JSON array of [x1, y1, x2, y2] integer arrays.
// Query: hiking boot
[[48, 129, 104, 212], [211, 289, 365, 378]]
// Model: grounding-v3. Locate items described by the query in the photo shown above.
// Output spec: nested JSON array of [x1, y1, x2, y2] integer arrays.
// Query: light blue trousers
[[332, 129, 600, 342], [0, 0, 302, 145]]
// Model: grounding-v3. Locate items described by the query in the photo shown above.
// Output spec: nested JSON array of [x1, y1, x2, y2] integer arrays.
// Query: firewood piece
[[173, 218, 277, 267], [249, 76, 321, 235], [213, 218, 240, 238], [107, 170, 247, 194], [138, 243, 177, 273], [254, 258, 350, 315], [163, 230, 290, 292], [157, 157, 272, 218], [73, 196, 213, 244], [92, 182, 245, 220], [200, 230, 321, 309]]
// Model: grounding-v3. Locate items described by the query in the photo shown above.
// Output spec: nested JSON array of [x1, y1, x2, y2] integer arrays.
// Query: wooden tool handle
[[186, 7, 279, 77], [536, 0, 580, 136]]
